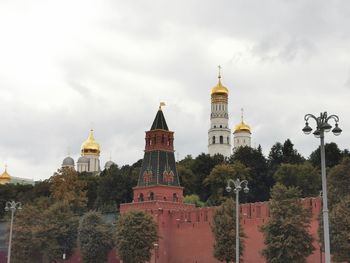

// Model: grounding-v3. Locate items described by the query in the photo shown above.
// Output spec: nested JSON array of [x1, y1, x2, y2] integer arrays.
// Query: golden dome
[[81, 130, 100, 155], [211, 78, 229, 95], [0, 167, 11, 184], [234, 121, 251, 134]]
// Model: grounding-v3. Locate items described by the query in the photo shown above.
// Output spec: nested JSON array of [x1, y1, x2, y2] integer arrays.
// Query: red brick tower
[[120, 105, 194, 262], [133, 104, 183, 202]]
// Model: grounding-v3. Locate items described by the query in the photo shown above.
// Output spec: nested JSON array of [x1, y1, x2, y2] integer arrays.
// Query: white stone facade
[[208, 101, 231, 157], [233, 131, 251, 150]]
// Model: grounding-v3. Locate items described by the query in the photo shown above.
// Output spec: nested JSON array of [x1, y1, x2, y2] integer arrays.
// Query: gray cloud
[[0, 0, 349, 180]]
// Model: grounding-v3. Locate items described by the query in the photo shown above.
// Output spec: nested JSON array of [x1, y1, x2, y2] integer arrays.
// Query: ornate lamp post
[[5, 201, 22, 263], [226, 178, 249, 263], [153, 243, 159, 263], [302, 112, 342, 263]]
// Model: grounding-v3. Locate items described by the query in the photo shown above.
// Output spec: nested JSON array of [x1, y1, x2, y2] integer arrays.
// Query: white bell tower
[[208, 66, 231, 157]]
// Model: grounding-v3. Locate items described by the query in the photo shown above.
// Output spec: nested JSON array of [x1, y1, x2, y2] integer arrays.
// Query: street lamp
[[153, 243, 159, 263], [5, 201, 22, 263], [303, 112, 342, 263], [226, 178, 249, 263]]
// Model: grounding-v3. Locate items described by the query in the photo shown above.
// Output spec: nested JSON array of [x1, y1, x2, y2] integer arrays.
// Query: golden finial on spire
[[211, 65, 228, 95], [159, 102, 166, 110], [241, 108, 244, 122]]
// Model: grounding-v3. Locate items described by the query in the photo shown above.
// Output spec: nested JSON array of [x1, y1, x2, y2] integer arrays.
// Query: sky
[[0, 0, 349, 181]]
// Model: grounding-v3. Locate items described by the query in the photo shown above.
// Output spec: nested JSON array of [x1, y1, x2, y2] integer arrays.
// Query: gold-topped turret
[[234, 108, 251, 134], [81, 130, 101, 155], [0, 165, 11, 184], [211, 65, 229, 96]]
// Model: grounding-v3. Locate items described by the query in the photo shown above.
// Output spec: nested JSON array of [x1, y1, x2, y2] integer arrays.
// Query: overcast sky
[[0, 0, 349, 180]]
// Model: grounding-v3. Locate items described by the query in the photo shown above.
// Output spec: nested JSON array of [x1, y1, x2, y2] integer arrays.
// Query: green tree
[[79, 172, 100, 209], [11, 202, 45, 263], [204, 163, 250, 206], [281, 139, 304, 164], [39, 202, 79, 262], [96, 164, 138, 212], [261, 183, 314, 263], [177, 164, 196, 196], [321, 157, 350, 261], [116, 210, 158, 263], [183, 194, 204, 207], [230, 146, 270, 202], [49, 168, 87, 211], [327, 157, 350, 209], [211, 198, 246, 263], [273, 162, 321, 197], [11, 198, 78, 263], [309, 142, 342, 168], [78, 211, 114, 263], [329, 195, 350, 262], [191, 153, 225, 201], [267, 142, 283, 175]]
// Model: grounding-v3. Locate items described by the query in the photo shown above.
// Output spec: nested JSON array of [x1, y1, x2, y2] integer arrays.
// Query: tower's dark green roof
[[151, 110, 168, 130]]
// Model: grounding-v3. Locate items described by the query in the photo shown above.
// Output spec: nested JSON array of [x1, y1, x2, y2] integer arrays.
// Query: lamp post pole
[[5, 201, 22, 263], [153, 243, 159, 263], [226, 178, 249, 263], [302, 112, 342, 263]]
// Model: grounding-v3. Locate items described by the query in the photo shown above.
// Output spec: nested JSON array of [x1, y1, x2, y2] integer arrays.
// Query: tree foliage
[[273, 162, 321, 197], [211, 198, 246, 263], [329, 195, 350, 262], [322, 157, 350, 261], [327, 157, 350, 209], [261, 183, 314, 263], [309, 142, 343, 169], [183, 194, 204, 207], [115, 210, 158, 263], [78, 211, 114, 263], [204, 163, 250, 206], [230, 146, 270, 202], [96, 164, 138, 212], [11, 199, 78, 263], [49, 168, 87, 211]]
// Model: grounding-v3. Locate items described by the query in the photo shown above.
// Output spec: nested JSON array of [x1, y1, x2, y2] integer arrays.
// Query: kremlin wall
[[118, 106, 324, 263]]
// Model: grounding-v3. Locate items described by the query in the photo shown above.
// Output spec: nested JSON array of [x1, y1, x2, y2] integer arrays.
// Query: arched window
[[220, 125, 222, 128], [173, 193, 178, 202], [220, 136, 223, 144], [161, 135, 165, 144], [149, 192, 154, 201], [139, 193, 144, 202], [153, 136, 157, 144], [227, 136, 230, 144], [214, 125, 216, 128], [212, 136, 216, 144]]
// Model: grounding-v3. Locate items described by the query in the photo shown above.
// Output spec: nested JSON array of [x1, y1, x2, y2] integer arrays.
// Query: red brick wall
[[121, 197, 324, 263]]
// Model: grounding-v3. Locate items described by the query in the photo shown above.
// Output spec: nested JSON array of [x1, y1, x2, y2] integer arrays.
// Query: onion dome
[[62, 156, 75, 167], [0, 167, 11, 184], [104, 160, 115, 170], [234, 108, 251, 134], [77, 156, 89, 164], [81, 130, 100, 155], [211, 66, 229, 95], [234, 121, 251, 134]]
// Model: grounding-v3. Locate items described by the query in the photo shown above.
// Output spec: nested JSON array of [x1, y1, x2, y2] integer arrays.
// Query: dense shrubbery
[[1, 139, 349, 262]]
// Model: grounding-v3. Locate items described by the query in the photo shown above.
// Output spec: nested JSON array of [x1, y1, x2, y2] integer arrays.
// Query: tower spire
[[241, 108, 244, 123], [218, 65, 222, 81]]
